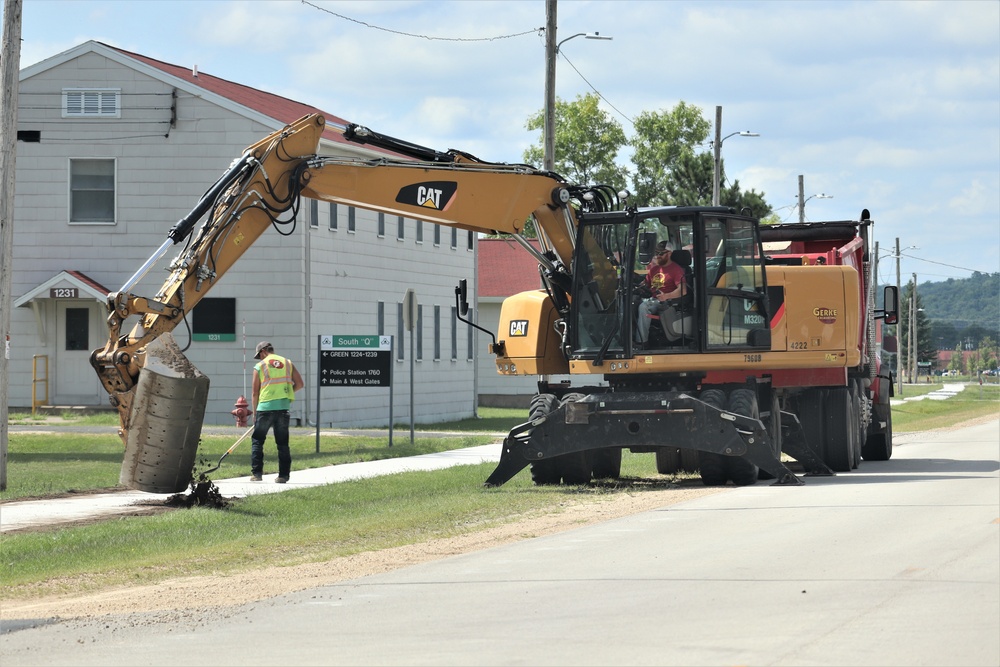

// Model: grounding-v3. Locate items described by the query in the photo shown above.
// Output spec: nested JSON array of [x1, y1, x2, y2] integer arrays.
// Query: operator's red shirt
[[646, 261, 686, 296]]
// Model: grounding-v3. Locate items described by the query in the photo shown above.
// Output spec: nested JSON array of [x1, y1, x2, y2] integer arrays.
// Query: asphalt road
[[2, 419, 998, 667]]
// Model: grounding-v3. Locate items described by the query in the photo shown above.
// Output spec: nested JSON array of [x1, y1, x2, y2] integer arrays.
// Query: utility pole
[[1, 0, 25, 491], [798, 175, 806, 223], [895, 237, 902, 396], [712, 106, 722, 206], [909, 272, 918, 383], [543, 0, 557, 171]]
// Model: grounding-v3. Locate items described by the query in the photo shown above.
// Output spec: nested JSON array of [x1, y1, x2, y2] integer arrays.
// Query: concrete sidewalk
[[0, 443, 503, 534], [890, 382, 967, 406]]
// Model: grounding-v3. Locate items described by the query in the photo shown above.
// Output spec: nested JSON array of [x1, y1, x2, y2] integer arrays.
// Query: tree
[[948, 344, 964, 374], [980, 336, 997, 372], [523, 92, 628, 188], [629, 101, 710, 206]]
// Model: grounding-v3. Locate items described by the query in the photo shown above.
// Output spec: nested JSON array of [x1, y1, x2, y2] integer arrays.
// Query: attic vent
[[62, 88, 121, 118]]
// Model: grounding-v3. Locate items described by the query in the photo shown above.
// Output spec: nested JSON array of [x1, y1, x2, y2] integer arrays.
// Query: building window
[[378, 212, 385, 237], [467, 230, 475, 251], [348, 206, 356, 232], [397, 216, 405, 240], [62, 88, 120, 118], [451, 306, 458, 360], [309, 199, 318, 228], [65, 308, 89, 351], [450, 227, 458, 249], [377, 301, 385, 336], [434, 224, 441, 246], [69, 158, 115, 224], [434, 305, 441, 361], [330, 203, 338, 230], [192, 298, 236, 342], [397, 302, 404, 360], [416, 305, 423, 361], [416, 220, 423, 243]]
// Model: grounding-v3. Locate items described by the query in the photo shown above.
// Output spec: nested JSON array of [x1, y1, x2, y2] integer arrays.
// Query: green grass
[[0, 452, 672, 599], [893, 384, 1000, 432], [895, 383, 944, 398]]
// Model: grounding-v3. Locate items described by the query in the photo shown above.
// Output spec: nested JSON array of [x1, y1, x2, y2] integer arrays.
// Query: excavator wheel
[[725, 389, 760, 486], [591, 447, 623, 480], [824, 387, 855, 472], [557, 394, 593, 485], [528, 394, 562, 485], [697, 389, 729, 486], [757, 391, 782, 481]]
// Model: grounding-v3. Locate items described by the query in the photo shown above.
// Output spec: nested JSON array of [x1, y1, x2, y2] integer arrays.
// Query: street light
[[798, 193, 833, 223], [881, 240, 918, 395], [543, 3, 613, 170], [711, 106, 759, 205]]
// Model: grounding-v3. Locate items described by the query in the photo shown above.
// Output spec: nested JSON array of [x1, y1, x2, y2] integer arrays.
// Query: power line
[[558, 52, 633, 127], [301, 0, 542, 42], [900, 252, 997, 276]]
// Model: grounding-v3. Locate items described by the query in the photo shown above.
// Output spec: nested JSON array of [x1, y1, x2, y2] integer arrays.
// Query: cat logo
[[396, 181, 458, 211], [509, 320, 529, 337]]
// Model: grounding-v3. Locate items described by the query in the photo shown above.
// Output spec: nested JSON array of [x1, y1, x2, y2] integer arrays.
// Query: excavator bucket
[[119, 334, 210, 493]]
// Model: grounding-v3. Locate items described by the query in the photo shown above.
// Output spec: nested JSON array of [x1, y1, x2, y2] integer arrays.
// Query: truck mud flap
[[779, 410, 835, 477], [119, 334, 210, 493], [484, 392, 802, 487]]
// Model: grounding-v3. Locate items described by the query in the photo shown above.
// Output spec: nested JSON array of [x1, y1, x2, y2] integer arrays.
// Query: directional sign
[[319, 334, 392, 387]]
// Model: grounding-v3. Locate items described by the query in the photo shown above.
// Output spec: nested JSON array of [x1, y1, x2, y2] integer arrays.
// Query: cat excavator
[[91, 113, 898, 494]]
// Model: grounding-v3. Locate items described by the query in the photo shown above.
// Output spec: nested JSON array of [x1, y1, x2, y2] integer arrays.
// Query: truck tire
[[680, 448, 700, 473], [824, 387, 854, 472], [592, 447, 623, 479], [849, 382, 862, 469], [556, 394, 593, 485], [528, 394, 562, 485], [697, 389, 729, 486], [726, 389, 760, 486], [862, 402, 893, 461], [798, 388, 826, 461]]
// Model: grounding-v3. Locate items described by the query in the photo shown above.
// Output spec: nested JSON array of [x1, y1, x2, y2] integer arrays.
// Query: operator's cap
[[254, 341, 273, 359], [655, 241, 674, 253]]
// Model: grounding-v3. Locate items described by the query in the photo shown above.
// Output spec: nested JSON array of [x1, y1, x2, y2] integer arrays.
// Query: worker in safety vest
[[250, 341, 304, 483]]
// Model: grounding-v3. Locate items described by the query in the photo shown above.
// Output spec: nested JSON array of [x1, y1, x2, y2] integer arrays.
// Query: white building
[[10, 41, 480, 427]]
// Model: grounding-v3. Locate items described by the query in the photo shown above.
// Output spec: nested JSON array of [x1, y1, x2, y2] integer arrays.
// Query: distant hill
[[910, 272, 999, 348]]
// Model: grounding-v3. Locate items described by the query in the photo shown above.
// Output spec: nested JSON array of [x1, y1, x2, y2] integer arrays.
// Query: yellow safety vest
[[256, 354, 295, 404]]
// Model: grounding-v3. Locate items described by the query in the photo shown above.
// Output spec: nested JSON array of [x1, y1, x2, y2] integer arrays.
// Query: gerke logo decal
[[396, 181, 458, 211], [509, 320, 529, 337], [813, 307, 838, 325]]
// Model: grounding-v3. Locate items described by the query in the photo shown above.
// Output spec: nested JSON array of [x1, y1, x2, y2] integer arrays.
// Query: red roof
[[104, 43, 353, 146], [478, 238, 544, 297], [66, 270, 110, 294]]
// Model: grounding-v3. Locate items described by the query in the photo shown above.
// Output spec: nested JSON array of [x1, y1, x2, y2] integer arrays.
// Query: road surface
[[2, 419, 997, 666]]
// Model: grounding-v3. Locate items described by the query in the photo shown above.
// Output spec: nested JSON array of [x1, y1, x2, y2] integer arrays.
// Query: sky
[[11, 0, 1000, 292]]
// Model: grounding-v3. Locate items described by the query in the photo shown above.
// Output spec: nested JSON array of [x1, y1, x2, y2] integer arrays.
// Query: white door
[[55, 301, 105, 405]]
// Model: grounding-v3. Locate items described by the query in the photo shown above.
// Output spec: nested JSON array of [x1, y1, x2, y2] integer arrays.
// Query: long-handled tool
[[203, 425, 255, 475]]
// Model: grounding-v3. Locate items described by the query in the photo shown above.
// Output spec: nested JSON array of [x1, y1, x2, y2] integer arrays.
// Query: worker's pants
[[251, 409, 291, 478], [636, 298, 664, 343]]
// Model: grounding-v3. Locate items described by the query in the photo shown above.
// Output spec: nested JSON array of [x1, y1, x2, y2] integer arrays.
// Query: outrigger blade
[[119, 334, 210, 493]]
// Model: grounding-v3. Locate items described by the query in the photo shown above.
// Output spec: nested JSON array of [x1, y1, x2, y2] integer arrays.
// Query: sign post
[[402, 289, 417, 445], [317, 334, 394, 450]]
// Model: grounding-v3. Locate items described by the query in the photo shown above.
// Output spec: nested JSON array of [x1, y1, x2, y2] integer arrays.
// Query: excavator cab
[[567, 207, 771, 360]]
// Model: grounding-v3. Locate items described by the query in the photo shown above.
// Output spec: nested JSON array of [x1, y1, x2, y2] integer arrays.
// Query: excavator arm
[[91, 113, 586, 493]]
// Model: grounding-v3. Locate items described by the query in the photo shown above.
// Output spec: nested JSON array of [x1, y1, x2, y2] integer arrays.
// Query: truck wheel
[[528, 394, 561, 485], [862, 402, 893, 461], [758, 391, 782, 481], [798, 388, 826, 461], [592, 447, 623, 479], [697, 389, 729, 486], [849, 383, 862, 469], [655, 447, 681, 475], [556, 394, 592, 485], [824, 387, 854, 472], [726, 389, 760, 486], [680, 448, 700, 473]]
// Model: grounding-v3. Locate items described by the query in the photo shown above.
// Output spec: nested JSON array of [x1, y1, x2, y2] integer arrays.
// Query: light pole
[[543, 0, 612, 171], [882, 239, 917, 394], [796, 175, 832, 222], [711, 106, 759, 206]]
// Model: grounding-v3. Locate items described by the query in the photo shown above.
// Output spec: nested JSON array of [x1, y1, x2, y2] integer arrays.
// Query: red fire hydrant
[[231, 395, 252, 427]]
